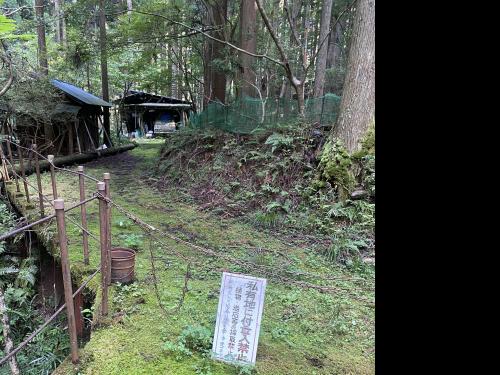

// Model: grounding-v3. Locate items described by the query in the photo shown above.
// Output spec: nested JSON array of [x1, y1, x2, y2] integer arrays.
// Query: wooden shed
[[1, 79, 112, 156], [50, 79, 112, 154], [115, 90, 193, 136]]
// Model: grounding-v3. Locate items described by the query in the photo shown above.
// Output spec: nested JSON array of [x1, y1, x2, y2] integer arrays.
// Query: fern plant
[[265, 133, 294, 153]]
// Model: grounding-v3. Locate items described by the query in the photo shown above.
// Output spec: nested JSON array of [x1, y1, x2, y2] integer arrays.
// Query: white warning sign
[[212, 272, 267, 365]]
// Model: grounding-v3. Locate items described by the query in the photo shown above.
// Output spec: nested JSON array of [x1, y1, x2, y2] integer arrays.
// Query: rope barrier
[[98, 193, 374, 297], [5, 140, 100, 182], [1, 157, 100, 243]]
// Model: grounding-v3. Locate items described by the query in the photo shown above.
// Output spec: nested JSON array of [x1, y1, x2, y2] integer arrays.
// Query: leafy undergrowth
[[156, 124, 375, 267], [6, 140, 374, 375]]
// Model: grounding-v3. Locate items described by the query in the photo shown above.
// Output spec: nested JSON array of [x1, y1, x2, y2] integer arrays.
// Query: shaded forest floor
[[10, 140, 374, 375]]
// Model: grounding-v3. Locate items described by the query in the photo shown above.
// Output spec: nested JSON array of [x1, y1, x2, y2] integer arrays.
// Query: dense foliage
[[156, 122, 375, 268], [1, 0, 354, 109]]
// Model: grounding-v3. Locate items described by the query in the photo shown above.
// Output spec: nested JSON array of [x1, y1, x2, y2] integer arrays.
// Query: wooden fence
[[0, 140, 113, 366]]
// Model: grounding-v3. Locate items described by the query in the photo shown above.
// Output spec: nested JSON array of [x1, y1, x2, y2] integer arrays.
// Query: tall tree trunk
[[331, 0, 374, 153], [0, 287, 20, 375], [54, 0, 61, 43], [210, 0, 227, 103], [255, 0, 305, 117], [53, 0, 66, 45], [171, 46, 178, 97], [239, 0, 257, 98], [325, 20, 341, 93], [61, 1, 66, 46], [99, 0, 112, 146], [127, 0, 133, 15], [35, 0, 53, 151], [203, 40, 212, 107], [35, 0, 48, 75], [313, 0, 334, 98], [326, 17, 342, 69]]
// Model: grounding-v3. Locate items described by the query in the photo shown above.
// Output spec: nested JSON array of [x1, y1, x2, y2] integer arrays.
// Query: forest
[[1, 0, 374, 374]]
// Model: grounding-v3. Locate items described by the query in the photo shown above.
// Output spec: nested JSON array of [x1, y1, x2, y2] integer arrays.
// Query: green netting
[[188, 93, 341, 134]]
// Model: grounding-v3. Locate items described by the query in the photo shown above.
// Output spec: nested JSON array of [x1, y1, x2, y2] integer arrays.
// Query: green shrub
[[163, 325, 213, 360]]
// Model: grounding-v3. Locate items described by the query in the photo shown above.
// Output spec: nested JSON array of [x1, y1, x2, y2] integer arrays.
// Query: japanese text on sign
[[212, 272, 267, 365]]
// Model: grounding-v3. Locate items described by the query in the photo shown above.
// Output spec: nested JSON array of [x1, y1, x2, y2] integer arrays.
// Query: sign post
[[212, 272, 267, 366]]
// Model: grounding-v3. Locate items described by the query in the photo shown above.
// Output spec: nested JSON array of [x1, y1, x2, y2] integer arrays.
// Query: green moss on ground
[[11, 140, 374, 375]]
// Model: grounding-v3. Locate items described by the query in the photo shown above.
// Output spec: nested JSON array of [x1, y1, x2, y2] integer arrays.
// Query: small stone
[[363, 257, 375, 265], [351, 189, 368, 200]]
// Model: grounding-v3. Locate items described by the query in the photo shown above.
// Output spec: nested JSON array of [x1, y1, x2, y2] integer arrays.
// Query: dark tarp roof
[[52, 102, 82, 116], [51, 79, 112, 107], [130, 103, 192, 108], [116, 90, 192, 107]]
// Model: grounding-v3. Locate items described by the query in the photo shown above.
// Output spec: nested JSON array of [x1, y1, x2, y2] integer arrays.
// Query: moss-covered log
[[9, 143, 136, 177]]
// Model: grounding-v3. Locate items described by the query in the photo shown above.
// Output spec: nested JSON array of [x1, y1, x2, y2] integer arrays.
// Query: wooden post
[[6, 139, 20, 192], [75, 121, 82, 154], [97, 181, 109, 316], [18, 147, 30, 203], [48, 155, 58, 199], [33, 145, 45, 217], [68, 123, 74, 155], [103, 173, 111, 285], [78, 166, 89, 265], [74, 290, 84, 337], [0, 147, 9, 181], [27, 144, 33, 173], [54, 199, 79, 364]]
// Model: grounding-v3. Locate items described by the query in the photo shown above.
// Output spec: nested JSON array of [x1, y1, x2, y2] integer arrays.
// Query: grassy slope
[[7, 140, 374, 375]]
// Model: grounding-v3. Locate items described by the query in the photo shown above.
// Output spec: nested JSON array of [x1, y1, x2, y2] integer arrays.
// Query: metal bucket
[[110, 247, 136, 284]]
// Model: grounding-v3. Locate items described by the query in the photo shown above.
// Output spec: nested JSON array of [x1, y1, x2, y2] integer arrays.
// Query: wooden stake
[[103, 173, 112, 285], [6, 139, 20, 192], [78, 166, 89, 265], [33, 145, 45, 217], [97, 182, 109, 316], [54, 199, 79, 364], [48, 155, 58, 199], [18, 147, 30, 203]]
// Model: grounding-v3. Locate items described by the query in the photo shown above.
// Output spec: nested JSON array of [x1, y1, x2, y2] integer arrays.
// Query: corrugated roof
[[51, 79, 112, 107]]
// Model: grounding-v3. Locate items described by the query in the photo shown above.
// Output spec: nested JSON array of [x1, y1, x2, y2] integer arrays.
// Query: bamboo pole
[[97, 181, 109, 316], [32, 145, 45, 217], [6, 139, 20, 192], [18, 147, 30, 203], [54, 199, 79, 364], [78, 166, 89, 265], [47, 155, 58, 199]]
